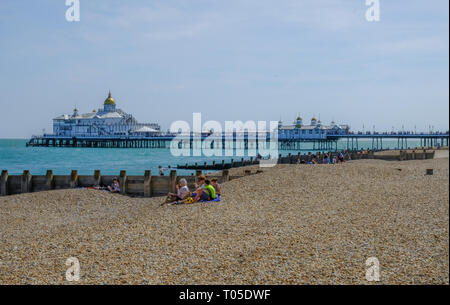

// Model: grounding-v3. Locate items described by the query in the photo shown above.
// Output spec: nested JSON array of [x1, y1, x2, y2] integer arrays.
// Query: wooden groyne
[[0, 168, 261, 197], [177, 157, 259, 170], [177, 149, 436, 169], [277, 149, 436, 164]]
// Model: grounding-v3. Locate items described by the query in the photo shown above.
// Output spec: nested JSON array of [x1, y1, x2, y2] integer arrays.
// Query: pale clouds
[[0, 0, 448, 137]]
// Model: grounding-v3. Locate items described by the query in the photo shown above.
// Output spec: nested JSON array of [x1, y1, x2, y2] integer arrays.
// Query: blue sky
[[0, 0, 448, 137]]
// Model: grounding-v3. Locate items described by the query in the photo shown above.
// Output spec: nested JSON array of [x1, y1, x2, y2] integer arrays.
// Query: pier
[[27, 132, 449, 151], [26, 136, 174, 148]]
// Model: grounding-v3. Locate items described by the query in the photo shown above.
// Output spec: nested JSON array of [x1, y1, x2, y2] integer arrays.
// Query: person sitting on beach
[[185, 175, 206, 203], [164, 179, 190, 204], [107, 178, 120, 193], [211, 178, 221, 197], [193, 175, 206, 191], [194, 179, 216, 202]]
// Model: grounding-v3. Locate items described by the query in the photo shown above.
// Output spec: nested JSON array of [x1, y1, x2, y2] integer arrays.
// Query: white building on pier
[[278, 116, 350, 140], [52, 92, 160, 137]]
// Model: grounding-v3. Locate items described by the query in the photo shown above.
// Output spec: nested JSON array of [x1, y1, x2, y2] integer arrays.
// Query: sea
[[0, 138, 422, 175]]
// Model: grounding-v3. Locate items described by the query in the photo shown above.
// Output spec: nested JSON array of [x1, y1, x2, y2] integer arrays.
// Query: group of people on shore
[[100, 174, 222, 206], [163, 175, 221, 206], [296, 151, 348, 165]]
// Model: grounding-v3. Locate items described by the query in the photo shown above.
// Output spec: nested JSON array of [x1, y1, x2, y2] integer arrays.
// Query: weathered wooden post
[[230, 159, 234, 167], [221, 160, 225, 169], [144, 170, 152, 197], [119, 170, 127, 194], [94, 170, 101, 187], [169, 170, 177, 193], [222, 169, 230, 182], [21, 170, 32, 193], [45, 170, 54, 191], [0, 170, 8, 196], [70, 170, 78, 188], [400, 150, 407, 161]]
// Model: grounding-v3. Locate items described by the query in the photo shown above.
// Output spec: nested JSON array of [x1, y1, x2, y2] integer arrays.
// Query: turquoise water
[[0, 138, 421, 175]]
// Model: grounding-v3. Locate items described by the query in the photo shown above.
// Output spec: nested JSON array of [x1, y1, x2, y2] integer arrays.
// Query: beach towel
[[200, 196, 222, 203]]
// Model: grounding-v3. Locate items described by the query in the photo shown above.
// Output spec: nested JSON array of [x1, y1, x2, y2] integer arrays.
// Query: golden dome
[[93, 109, 97, 112], [296, 116, 302, 121], [104, 91, 116, 105], [311, 117, 317, 121]]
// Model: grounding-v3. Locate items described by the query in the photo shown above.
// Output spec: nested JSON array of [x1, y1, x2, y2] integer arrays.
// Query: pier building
[[52, 91, 160, 137], [278, 116, 350, 140]]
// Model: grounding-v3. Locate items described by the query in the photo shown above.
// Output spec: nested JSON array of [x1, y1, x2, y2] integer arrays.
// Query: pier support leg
[[0, 170, 8, 196]]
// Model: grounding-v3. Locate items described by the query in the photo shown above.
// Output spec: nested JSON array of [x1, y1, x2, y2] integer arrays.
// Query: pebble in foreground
[[0, 158, 448, 284]]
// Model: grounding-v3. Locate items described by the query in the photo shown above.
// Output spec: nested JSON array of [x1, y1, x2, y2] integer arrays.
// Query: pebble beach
[[0, 156, 448, 284]]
